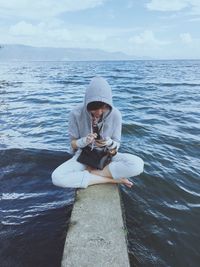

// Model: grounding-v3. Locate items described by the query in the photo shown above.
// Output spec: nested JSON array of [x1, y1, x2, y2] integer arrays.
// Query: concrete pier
[[61, 184, 130, 267]]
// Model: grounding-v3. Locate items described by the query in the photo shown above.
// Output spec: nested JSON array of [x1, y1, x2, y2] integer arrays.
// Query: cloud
[[190, 1, 200, 15], [8, 21, 72, 44], [146, 0, 200, 19], [2, 20, 139, 51], [146, 0, 189, 12], [146, 0, 200, 13], [129, 30, 169, 46], [189, 17, 200, 21], [180, 33, 193, 44], [9, 21, 38, 36], [0, 0, 106, 20]]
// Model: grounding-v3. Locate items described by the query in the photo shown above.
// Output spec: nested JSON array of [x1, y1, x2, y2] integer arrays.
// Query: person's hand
[[85, 133, 97, 144], [95, 139, 107, 147], [101, 137, 119, 151], [76, 133, 97, 148], [95, 139, 117, 155], [95, 138, 118, 151]]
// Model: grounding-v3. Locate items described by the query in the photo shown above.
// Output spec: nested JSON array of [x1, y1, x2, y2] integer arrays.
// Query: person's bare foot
[[118, 178, 133, 188], [86, 166, 133, 188]]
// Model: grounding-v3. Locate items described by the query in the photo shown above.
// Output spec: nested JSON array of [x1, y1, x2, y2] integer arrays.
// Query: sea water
[[0, 60, 200, 266]]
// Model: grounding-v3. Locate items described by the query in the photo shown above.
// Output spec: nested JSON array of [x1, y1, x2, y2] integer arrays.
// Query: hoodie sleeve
[[111, 109, 122, 146], [68, 111, 80, 141]]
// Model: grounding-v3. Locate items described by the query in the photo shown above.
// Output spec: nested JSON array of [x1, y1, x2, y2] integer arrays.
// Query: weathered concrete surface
[[61, 184, 130, 267]]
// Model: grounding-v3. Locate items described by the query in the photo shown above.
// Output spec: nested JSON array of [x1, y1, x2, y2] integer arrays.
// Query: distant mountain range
[[0, 44, 148, 61]]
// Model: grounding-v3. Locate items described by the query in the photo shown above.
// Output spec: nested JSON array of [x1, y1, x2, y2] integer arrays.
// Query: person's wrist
[[105, 137, 113, 146], [106, 138, 119, 150], [76, 137, 88, 148]]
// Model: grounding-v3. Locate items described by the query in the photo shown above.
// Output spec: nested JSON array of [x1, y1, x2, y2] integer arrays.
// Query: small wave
[[55, 80, 84, 85], [22, 97, 51, 104], [122, 123, 149, 135], [1, 209, 19, 213], [143, 82, 200, 87], [178, 184, 200, 198], [0, 80, 23, 87], [163, 201, 190, 211], [28, 200, 74, 212], [1, 220, 27, 225], [188, 203, 200, 208], [1, 192, 47, 200], [112, 68, 131, 73]]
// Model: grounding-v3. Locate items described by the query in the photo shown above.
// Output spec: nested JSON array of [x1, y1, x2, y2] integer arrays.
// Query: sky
[[0, 0, 200, 59]]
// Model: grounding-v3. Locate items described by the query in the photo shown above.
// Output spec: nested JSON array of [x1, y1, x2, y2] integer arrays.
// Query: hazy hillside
[[0, 44, 145, 61]]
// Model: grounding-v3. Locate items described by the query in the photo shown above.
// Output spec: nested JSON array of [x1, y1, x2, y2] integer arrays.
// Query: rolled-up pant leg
[[51, 155, 90, 188], [108, 152, 144, 180]]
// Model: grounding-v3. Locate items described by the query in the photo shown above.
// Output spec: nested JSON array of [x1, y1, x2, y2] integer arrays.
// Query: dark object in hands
[[77, 146, 112, 170]]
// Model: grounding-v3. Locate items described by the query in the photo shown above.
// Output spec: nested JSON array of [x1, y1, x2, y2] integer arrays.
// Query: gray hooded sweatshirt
[[68, 76, 122, 153]]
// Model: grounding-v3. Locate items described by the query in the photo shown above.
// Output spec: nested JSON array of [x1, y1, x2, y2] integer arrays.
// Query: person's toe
[[122, 178, 133, 188], [126, 182, 133, 188]]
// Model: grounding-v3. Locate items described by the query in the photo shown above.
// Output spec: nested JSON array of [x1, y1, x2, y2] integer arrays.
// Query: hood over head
[[84, 76, 113, 110]]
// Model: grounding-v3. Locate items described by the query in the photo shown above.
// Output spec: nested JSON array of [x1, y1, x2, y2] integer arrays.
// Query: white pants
[[52, 152, 144, 188]]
